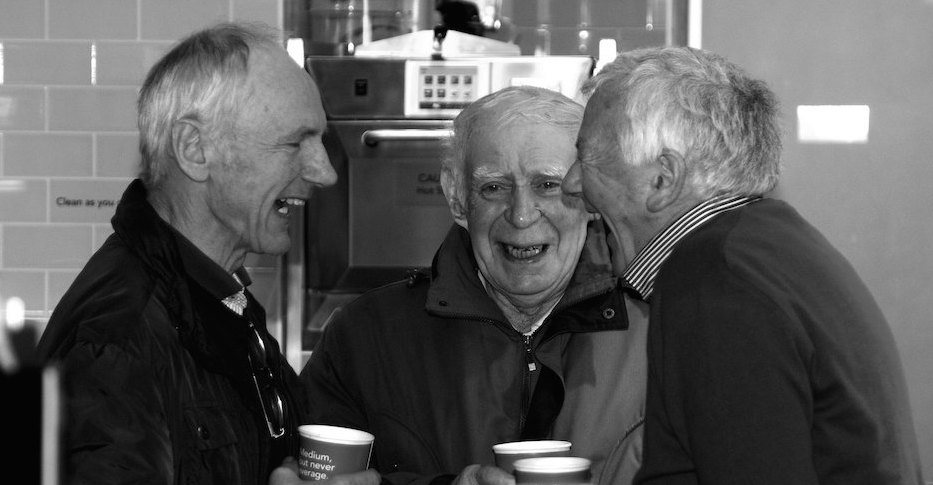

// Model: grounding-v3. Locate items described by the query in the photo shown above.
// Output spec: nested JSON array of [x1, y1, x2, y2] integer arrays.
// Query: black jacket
[[635, 199, 923, 484], [37, 180, 306, 484]]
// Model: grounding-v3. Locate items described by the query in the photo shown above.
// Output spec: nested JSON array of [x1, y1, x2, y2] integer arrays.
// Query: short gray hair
[[137, 21, 283, 188], [441, 85, 584, 206], [583, 47, 783, 197]]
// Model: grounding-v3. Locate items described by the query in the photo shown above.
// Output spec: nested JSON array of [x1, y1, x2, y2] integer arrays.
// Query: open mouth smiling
[[501, 243, 549, 260], [274, 197, 305, 216]]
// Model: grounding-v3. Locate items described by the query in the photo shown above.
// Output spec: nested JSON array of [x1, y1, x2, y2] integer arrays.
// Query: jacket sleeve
[[298, 307, 370, 432], [56, 338, 174, 485], [298, 306, 465, 485]]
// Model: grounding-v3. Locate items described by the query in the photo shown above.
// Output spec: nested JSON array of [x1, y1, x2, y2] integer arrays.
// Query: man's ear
[[646, 148, 687, 213], [170, 119, 210, 183], [440, 170, 470, 229], [448, 196, 469, 230]]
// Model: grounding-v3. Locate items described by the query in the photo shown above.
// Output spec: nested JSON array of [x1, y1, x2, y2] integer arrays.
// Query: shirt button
[[439, 300, 448, 306], [602, 308, 616, 319], [197, 425, 210, 440]]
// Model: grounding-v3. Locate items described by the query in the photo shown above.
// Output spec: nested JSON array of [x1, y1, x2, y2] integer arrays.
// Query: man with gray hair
[[564, 46, 923, 484], [295, 85, 648, 485], [36, 22, 376, 484]]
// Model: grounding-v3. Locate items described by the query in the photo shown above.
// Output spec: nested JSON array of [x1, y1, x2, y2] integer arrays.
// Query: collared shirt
[[623, 195, 762, 301], [170, 226, 251, 315]]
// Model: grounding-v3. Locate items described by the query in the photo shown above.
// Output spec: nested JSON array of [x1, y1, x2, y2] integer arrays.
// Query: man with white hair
[[37, 22, 374, 485], [565, 46, 923, 484], [295, 85, 648, 485]]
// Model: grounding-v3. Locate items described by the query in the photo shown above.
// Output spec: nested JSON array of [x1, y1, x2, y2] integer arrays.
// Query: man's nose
[[562, 161, 583, 198], [302, 143, 337, 187], [507, 187, 541, 228]]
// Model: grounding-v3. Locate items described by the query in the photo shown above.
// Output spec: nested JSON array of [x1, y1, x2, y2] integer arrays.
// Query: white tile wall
[[4, 133, 94, 177]]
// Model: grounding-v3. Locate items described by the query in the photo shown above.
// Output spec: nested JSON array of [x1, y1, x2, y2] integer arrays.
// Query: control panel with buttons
[[404, 60, 490, 118]]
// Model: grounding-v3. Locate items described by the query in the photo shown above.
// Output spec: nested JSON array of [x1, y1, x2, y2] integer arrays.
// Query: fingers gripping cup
[[492, 440, 572, 474], [512, 456, 592, 484], [297, 425, 374, 481]]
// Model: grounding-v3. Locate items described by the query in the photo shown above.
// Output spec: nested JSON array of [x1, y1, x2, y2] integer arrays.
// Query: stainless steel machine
[[280, 34, 594, 368]]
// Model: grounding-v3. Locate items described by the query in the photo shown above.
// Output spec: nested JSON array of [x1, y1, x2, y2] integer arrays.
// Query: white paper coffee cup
[[492, 440, 572, 474], [297, 425, 374, 481], [513, 456, 592, 484]]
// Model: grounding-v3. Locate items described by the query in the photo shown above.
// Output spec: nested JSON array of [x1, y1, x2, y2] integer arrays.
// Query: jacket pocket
[[178, 403, 244, 484]]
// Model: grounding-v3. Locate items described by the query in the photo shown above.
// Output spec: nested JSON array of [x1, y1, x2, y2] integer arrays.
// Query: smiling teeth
[[276, 198, 305, 215], [506, 244, 544, 259]]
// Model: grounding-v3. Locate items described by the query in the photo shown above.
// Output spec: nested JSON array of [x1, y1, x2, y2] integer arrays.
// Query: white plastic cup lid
[[298, 424, 374, 445]]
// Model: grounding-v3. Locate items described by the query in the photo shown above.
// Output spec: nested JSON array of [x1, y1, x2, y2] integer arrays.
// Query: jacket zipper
[[519, 332, 538, 433], [524, 334, 537, 372]]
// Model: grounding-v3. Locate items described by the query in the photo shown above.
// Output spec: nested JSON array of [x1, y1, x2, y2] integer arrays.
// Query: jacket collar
[[114, 179, 246, 301], [110, 180, 253, 375], [111, 179, 186, 292], [425, 223, 626, 333]]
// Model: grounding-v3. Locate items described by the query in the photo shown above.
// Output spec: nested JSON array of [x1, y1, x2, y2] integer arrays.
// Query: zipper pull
[[524, 335, 537, 371]]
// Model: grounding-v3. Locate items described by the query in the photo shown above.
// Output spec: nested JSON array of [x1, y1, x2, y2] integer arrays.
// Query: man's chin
[[497, 273, 563, 299], [254, 237, 291, 257]]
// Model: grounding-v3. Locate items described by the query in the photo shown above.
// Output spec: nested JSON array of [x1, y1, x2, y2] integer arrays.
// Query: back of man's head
[[137, 22, 282, 189], [586, 46, 783, 198]]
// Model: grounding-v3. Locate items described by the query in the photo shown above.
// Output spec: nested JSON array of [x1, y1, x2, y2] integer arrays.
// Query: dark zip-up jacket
[[37, 180, 307, 484], [300, 224, 643, 484]]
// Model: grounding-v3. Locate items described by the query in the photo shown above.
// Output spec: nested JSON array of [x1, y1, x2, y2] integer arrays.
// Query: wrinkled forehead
[[469, 163, 568, 181], [465, 122, 576, 181]]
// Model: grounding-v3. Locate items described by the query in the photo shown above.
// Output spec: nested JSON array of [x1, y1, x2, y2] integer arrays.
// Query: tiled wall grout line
[[43, 268, 50, 316], [92, 133, 98, 176], [44, 0, 50, 40], [45, 178, 51, 223], [43, 86, 49, 132]]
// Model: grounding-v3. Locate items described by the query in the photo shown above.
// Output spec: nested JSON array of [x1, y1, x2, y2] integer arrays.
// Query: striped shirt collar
[[622, 195, 762, 301]]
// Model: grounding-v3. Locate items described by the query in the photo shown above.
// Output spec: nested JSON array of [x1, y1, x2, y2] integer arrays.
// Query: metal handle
[[361, 129, 453, 147]]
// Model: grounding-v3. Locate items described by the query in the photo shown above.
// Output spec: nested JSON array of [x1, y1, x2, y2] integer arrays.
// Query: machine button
[[354, 78, 368, 96], [464, 75, 473, 85], [451, 75, 459, 85], [437, 88, 446, 98], [424, 75, 433, 85], [423, 89, 433, 98], [437, 75, 447, 84]]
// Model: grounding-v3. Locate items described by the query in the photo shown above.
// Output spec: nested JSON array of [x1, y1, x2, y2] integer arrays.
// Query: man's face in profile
[[203, 47, 335, 258]]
